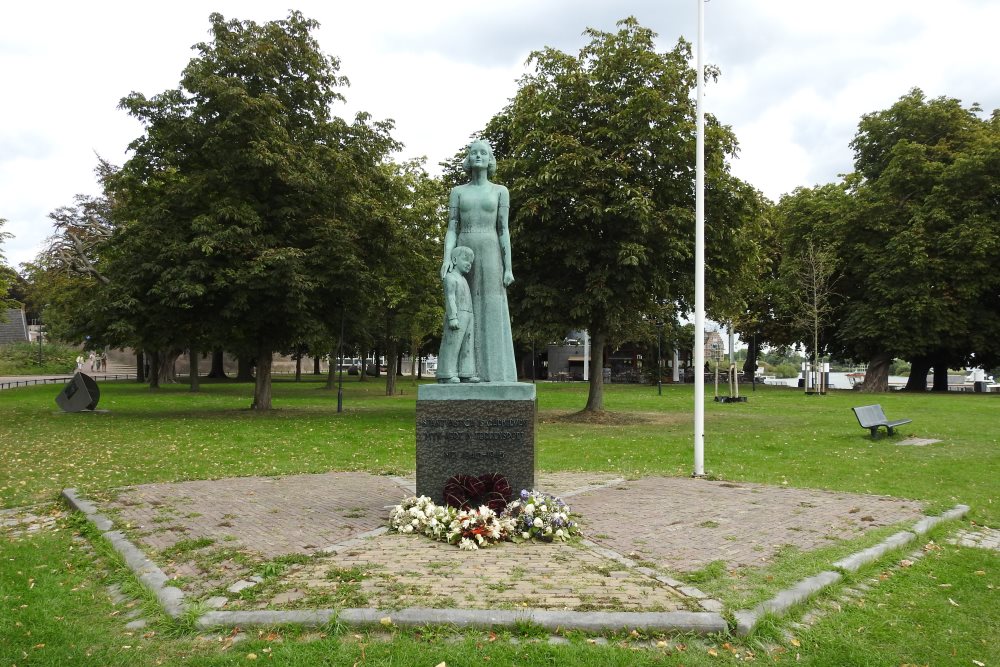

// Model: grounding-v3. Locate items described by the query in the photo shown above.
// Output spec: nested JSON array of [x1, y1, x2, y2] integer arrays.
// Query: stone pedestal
[[416, 382, 536, 504]]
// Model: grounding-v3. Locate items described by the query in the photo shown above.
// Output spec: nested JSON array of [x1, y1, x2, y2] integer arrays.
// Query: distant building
[[704, 330, 725, 361], [0, 308, 29, 345]]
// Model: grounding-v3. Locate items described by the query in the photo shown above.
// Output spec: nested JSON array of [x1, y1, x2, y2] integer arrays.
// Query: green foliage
[[475, 17, 767, 410], [0, 218, 16, 310], [107, 11, 400, 407], [840, 89, 1000, 373], [0, 341, 78, 374]]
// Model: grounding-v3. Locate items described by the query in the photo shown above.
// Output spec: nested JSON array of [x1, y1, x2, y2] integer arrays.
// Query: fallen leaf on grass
[[900, 559, 913, 568], [707, 647, 719, 657], [948, 598, 959, 607], [790, 638, 801, 647], [973, 661, 985, 667], [974, 570, 985, 576]]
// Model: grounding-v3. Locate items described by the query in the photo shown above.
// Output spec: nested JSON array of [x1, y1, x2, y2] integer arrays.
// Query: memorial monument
[[416, 140, 536, 504], [55, 372, 101, 412]]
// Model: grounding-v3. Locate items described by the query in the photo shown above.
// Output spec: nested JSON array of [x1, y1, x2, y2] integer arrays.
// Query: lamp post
[[656, 320, 664, 396], [337, 310, 345, 413], [693, 0, 706, 477]]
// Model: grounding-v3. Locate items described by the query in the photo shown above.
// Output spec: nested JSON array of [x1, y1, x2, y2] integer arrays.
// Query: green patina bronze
[[438, 139, 518, 384]]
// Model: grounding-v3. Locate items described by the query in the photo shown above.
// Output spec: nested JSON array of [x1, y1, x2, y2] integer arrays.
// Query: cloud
[[3, 0, 1000, 268]]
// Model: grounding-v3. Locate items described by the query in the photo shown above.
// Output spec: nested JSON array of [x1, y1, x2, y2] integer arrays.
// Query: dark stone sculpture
[[56, 372, 101, 412]]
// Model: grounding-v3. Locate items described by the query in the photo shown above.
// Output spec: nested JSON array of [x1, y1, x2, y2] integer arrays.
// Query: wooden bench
[[852, 404, 912, 437]]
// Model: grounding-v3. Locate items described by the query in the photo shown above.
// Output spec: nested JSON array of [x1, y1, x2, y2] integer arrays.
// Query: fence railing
[[0, 373, 137, 391]]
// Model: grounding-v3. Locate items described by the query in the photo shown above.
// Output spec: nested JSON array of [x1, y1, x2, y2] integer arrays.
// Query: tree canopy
[[477, 17, 767, 410], [839, 89, 1000, 389], [107, 11, 398, 408]]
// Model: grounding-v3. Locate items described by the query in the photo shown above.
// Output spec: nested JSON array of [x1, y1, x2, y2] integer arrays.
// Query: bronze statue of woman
[[440, 139, 518, 383]]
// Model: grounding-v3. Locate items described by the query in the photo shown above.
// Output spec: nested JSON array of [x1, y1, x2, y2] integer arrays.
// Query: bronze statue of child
[[437, 246, 479, 384]]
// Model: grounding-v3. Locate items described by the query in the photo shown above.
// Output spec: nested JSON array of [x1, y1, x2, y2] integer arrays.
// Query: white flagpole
[[693, 0, 706, 477]]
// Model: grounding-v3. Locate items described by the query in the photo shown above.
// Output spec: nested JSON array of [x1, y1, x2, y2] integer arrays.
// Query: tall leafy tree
[[479, 17, 764, 411], [839, 89, 999, 390], [355, 159, 445, 395], [113, 11, 395, 408], [766, 184, 852, 377]]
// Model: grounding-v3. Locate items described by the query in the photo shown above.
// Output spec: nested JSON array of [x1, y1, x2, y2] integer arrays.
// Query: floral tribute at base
[[388, 489, 579, 550]]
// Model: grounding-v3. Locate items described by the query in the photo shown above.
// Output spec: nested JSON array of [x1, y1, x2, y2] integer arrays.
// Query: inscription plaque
[[416, 383, 535, 504]]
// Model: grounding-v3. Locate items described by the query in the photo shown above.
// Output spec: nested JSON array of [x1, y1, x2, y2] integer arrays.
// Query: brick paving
[[105, 472, 411, 558], [282, 534, 690, 612], [95, 471, 927, 613], [568, 476, 925, 572]]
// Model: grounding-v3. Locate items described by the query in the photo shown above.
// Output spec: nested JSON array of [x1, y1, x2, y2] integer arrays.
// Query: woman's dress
[[455, 184, 518, 383]]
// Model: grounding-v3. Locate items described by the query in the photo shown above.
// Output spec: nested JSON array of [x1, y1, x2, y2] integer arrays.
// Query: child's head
[[451, 246, 474, 274]]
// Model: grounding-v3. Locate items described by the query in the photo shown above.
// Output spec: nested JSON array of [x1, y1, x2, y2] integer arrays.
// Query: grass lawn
[[1, 377, 998, 665]]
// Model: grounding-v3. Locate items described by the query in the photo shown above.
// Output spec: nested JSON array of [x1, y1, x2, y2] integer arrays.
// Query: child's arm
[[445, 276, 460, 330]]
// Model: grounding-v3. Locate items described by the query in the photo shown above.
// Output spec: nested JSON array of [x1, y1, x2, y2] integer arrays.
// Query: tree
[[839, 89, 999, 391], [113, 11, 395, 408], [479, 17, 764, 411], [354, 159, 444, 396], [769, 184, 850, 386], [0, 218, 15, 312], [780, 238, 839, 386]]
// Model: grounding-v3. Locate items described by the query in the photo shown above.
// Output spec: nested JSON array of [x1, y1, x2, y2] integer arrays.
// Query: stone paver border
[[733, 503, 969, 635], [61, 484, 969, 637]]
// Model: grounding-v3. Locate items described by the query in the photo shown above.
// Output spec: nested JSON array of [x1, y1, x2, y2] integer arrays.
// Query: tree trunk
[[931, 352, 950, 392], [385, 339, 398, 396], [156, 349, 180, 384], [584, 330, 607, 412], [147, 349, 161, 390], [742, 336, 759, 382], [207, 348, 227, 379], [904, 356, 931, 392], [326, 347, 338, 390], [359, 355, 368, 382], [237, 356, 254, 382], [251, 349, 273, 410], [136, 350, 145, 383], [313, 355, 322, 375], [189, 347, 200, 392], [295, 350, 302, 382], [862, 352, 891, 392]]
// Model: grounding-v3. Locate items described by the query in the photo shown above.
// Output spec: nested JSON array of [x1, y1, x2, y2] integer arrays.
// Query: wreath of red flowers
[[442, 472, 512, 512]]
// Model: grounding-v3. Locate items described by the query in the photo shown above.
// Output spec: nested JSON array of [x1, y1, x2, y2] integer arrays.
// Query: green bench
[[852, 404, 912, 437]]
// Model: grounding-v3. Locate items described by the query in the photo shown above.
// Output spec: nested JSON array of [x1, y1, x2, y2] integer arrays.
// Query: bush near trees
[[0, 342, 77, 375]]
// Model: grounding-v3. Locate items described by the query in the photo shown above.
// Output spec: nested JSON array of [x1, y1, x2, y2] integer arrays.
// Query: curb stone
[[63, 487, 965, 638], [196, 607, 727, 634], [63, 485, 726, 636], [63, 488, 187, 619], [733, 504, 969, 636]]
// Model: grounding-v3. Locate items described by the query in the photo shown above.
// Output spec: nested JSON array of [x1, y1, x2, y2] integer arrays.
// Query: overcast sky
[[2, 0, 999, 269]]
